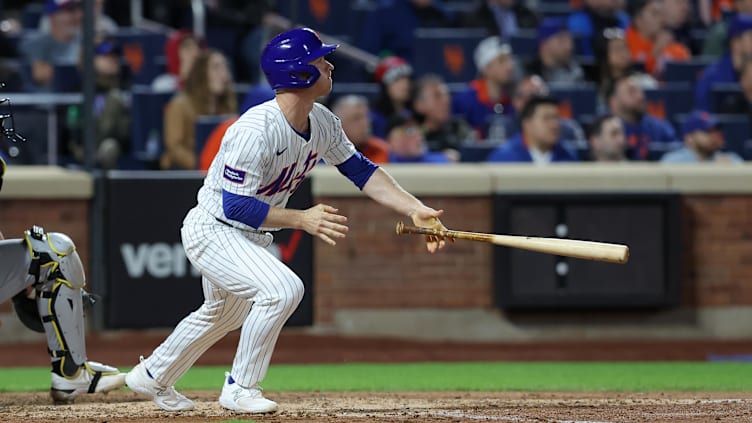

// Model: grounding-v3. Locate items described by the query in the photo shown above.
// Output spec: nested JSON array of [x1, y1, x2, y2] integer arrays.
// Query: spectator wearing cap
[[20, 0, 82, 89], [152, 30, 205, 93], [333, 95, 390, 165], [68, 39, 130, 169], [371, 56, 414, 139], [525, 18, 585, 85], [411, 74, 476, 162], [661, 110, 743, 163], [625, 0, 691, 76], [567, 0, 631, 57], [606, 74, 680, 160], [461, 0, 539, 42], [696, 15, 752, 110], [40, 0, 117, 36], [385, 115, 451, 164], [702, 0, 752, 57], [452, 36, 516, 142], [487, 95, 578, 163], [587, 114, 628, 161]]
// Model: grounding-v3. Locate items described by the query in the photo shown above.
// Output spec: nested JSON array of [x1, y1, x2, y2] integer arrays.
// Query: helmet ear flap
[[289, 63, 321, 87]]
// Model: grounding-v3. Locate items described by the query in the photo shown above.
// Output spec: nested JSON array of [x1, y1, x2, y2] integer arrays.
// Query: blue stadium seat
[[52, 64, 81, 92], [129, 85, 173, 165], [710, 83, 745, 114], [509, 31, 537, 59], [17, 62, 81, 92], [274, 0, 369, 38], [744, 139, 752, 160], [661, 58, 712, 83], [412, 28, 488, 83], [549, 83, 597, 120], [111, 29, 167, 85], [459, 144, 496, 162], [539, 2, 573, 18], [715, 114, 751, 157], [515, 36, 590, 65], [644, 83, 693, 122], [205, 27, 239, 70], [21, 3, 44, 29]]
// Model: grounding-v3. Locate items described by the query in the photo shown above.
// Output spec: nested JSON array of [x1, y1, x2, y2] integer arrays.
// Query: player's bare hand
[[301, 203, 348, 246], [410, 206, 450, 253]]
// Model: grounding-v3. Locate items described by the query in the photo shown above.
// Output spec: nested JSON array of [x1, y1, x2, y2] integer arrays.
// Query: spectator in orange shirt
[[332, 95, 390, 164], [625, 0, 691, 76]]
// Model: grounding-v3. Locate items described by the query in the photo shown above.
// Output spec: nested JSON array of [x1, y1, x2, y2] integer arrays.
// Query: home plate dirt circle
[[1, 391, 752, 422]]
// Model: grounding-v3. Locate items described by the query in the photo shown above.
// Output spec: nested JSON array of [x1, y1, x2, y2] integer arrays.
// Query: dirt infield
[[1, 391, 752, 422]]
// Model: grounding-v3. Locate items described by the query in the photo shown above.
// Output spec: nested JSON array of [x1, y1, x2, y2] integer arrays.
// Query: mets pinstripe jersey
[[195, 99, 356, 232]]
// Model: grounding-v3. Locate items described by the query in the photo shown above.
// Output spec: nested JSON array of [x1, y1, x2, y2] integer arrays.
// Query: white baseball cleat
[[125, 356, 194, 411], [219, 372, 278, 413], [50, 361, 126, 404]]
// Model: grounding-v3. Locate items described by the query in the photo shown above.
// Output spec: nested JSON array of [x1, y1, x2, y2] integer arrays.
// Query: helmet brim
[[308, 43, 339, 62]]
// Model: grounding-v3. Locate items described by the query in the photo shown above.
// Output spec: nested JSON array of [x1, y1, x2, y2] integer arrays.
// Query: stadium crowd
[[0, 0, 749, 168]]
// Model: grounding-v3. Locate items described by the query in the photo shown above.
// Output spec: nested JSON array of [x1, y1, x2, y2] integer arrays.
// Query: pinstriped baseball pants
[[143, 207, 304, 388]]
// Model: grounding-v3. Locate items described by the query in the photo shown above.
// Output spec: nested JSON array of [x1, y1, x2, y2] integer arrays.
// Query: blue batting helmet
[[261, 27, 339, 90]]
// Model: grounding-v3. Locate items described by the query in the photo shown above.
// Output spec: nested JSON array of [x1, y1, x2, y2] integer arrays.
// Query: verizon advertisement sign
[[104, 173, 313, 328]]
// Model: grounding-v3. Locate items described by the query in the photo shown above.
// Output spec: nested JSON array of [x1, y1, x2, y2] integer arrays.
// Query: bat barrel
[[396, 222, 630, 264]]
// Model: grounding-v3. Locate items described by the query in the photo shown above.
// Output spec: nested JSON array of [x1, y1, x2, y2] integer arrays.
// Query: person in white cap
[[452, 35, 516, 143]]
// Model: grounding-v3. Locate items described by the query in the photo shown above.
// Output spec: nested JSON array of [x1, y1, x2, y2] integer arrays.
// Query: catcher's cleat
[[50, 361, 126, 404], [219, 372, 278, 413], [125, 356, 194, 411]]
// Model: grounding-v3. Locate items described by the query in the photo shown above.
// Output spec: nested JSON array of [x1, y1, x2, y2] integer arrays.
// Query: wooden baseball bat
[[395, 221, 629, 264]]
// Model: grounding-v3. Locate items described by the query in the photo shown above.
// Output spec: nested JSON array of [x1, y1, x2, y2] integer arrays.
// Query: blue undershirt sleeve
[[335, 152, 379, 190], [222, 190, 271, 229]]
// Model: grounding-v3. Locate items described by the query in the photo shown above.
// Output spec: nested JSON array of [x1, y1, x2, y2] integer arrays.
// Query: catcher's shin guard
[[24, 226, 88, 376], [38, 280, 88, 377]]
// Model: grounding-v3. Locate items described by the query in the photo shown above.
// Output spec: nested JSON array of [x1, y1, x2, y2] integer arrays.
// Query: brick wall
[[4, 192, 751, 327], [314, 194, 752, 325], [0, 199, 90, 314], [682, 195, 752, 307], [315, 196, 493, 324]]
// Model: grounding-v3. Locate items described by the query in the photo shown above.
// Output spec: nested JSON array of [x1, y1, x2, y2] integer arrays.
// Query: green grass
[[2, 362, 751, 393]]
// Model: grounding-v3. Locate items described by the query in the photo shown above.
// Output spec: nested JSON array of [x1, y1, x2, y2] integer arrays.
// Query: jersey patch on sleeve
[[223, 165, 246, 184]]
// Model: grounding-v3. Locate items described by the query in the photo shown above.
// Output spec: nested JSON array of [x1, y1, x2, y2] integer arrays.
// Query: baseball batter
[[0, 149, 125, 403], [125, 27, 448, 414]]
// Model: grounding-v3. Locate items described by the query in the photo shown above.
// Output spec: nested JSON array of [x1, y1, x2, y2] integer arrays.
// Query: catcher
[[0, 96, 126, 404]]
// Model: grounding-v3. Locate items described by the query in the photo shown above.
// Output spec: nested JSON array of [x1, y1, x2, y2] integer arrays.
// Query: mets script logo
[[257, 151, 319, 196], [223, 165, 246, 184]]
